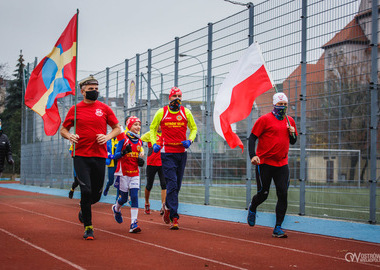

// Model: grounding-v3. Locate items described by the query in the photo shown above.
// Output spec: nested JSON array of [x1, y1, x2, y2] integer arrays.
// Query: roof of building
[[284, 53, 325, 84], [322, 18, 369, 49]]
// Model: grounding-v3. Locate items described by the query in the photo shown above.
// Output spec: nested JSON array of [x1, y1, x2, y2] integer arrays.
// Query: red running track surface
[[0, 187, 379, 270]]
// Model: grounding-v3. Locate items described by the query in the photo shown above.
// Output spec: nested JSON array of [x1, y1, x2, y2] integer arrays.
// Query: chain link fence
[[21, 0, 379, 223]]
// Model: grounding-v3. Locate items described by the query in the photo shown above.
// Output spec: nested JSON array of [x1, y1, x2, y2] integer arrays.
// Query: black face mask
[[85, 90, 99, 101], [169, 98, 181, 111]]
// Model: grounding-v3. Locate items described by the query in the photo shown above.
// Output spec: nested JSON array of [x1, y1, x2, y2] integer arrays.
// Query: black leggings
[[145, 165, 166, 191], [74, 156, 106, 227], [250, 164, 289, 226]]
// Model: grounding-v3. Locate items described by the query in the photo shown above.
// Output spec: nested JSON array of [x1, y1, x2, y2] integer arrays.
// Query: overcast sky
[[0, 0, 260, 79]]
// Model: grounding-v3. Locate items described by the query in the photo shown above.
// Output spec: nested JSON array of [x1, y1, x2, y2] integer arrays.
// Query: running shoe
[[78, 210, 84, 224], [83, 226, 94, 240], [103, 186, 109, 196], [170, 218, 179, 230], [144, 204, 151, 215], [68, 189, 74, 199], [112, 205, 123, 224], [247, 206, 256, 227], [129, 221, 141, 233], [163, 206, 170, 224], [272, 226, 288, 238]]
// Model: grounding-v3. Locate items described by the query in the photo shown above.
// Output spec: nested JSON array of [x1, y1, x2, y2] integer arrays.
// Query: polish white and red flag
[[213, 42, 274, 152]]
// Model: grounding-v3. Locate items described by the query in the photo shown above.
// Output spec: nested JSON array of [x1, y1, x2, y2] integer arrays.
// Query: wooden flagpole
[[73, 9, 79, 157]]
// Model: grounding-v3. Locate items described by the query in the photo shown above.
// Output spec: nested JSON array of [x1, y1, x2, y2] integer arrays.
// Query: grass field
[[55, 175, 380, 223], [143, 183, 380, 223]]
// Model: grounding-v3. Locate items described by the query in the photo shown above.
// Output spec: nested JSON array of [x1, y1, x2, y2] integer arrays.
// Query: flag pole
[[73, 9, 79, 156]]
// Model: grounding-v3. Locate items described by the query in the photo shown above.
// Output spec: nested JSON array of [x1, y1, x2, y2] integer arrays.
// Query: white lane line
[[93, 209, 380, 268], [94, 227, 248, 270], [11, 199, 380, 268], [0, 203, 247, 270], [124, 217, 380, 268], [0, 228, 86, 270], [187, 214, 380, 246], [41, 198, 380, 247]]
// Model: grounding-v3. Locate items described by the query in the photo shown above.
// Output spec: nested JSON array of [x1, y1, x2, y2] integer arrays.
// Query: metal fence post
[[21, 64, 27, 183], [205, 23, 213, 205], [106, 67, 110, 104], [174, 37, 179, 87], [113, 70, 117, 116], [124, 59, 129, 120], [246, 2, 254, 209], [32, 58, 38, 186], [33, 57, 37, 144], [147, 49, 152, 128], [116, 71, 119, 99], [299, 0, 308, 216], [136, 54, 140, 120], [369, 0, 378, 224], [61, 98, 66, 182], [24, 63, 30, 145]]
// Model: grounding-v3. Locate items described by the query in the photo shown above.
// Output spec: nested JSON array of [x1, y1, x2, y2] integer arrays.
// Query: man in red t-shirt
[[247, 92, 297, 238], [60, 75, 121, 240]]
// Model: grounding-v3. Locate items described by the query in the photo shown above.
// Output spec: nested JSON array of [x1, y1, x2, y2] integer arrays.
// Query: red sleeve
[[117, 132, 126, 141], [106, 105, 119, 127], [251, 115, 265, 138], [62, 106, 75, 130]]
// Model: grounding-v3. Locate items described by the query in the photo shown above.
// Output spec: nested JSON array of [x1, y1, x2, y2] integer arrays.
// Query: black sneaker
[[83, 226, 94, 240], [103, 186, 109, 196], [78, 210, 84, 224], [68, 189, 74, 199]]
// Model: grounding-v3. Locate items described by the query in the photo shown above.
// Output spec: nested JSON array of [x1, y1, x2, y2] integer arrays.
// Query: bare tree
[[0, 63, 10, 80], [322, 50, 376, 183]]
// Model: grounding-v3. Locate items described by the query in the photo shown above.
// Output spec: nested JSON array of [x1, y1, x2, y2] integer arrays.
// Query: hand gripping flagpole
[[73, 9, 79, 157]]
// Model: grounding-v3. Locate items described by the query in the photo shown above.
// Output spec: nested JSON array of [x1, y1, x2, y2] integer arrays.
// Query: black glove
[[121, 144, 132, 156], [137, 157, 145, 167]]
